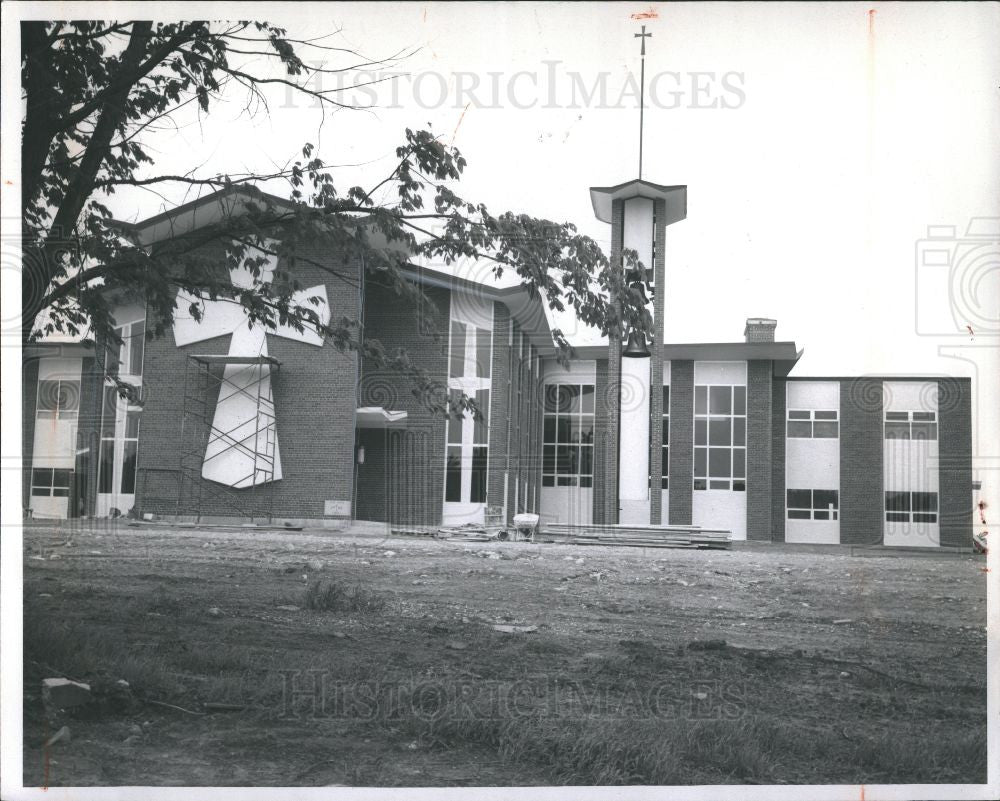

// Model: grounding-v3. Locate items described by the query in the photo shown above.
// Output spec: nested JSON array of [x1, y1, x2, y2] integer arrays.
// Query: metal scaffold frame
[[177, 353, 281, 522]]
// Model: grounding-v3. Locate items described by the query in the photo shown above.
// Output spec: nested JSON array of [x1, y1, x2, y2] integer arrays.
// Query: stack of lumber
[[543, 523, 731, 550], [390, 524, 500, 542]]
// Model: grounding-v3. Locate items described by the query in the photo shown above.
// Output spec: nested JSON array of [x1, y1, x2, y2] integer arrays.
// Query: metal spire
[[634, 25, 652, 179]]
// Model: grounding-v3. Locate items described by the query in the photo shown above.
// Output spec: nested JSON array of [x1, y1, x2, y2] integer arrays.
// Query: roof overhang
[[23, 341, 95, 359], [108, 186, 300, 249], [589, 179, 687, 225], [356, 407, 408, 429], [557, 341, 804, 377]]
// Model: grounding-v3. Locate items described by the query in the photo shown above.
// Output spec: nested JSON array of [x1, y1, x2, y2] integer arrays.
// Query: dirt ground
[[21, 519, 988, 787]]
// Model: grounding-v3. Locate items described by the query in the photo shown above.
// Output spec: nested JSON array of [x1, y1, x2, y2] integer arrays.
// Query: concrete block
[[42, 678, 92, 709]]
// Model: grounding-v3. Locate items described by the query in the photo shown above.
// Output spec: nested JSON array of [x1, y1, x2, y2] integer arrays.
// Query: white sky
[[20, 2, 1000, 377]]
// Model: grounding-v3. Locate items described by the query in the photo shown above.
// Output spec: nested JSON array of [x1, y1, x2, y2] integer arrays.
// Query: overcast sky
[[37, 2, 1000, 378]]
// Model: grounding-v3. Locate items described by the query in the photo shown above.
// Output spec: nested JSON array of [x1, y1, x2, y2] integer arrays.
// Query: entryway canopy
[[356, 406, 408, 429]]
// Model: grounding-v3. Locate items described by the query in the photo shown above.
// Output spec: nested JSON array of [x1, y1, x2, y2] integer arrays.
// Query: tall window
[[542, 384, 595, 488], [36, 379, 80, 420], [787, 409, 839, 438], [885, 491, 938, 523], [884, 411, 937, 440], [661, 385, 670, 489], [97, 386, 141, 496], [694, 384, 746, 491], [449, 320, 490, 379], [106, 319, 145, 377], [444, 312, 492, 504]]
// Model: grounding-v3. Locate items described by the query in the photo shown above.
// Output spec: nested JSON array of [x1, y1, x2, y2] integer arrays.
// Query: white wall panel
[[540, 487, 593, 526], [694, 361, 747, 385], [693, 490, 747, 540], [785, 381, 841, 544]]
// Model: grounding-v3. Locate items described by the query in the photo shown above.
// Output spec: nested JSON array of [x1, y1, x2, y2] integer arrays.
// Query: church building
[[22, 180, 973, 549]]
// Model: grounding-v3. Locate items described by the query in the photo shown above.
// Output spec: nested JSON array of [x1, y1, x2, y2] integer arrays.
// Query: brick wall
[[487, 303, 511, 515], [602, 198, 625, 525], [359, 279, 449, 526], [746, 360, 773, 541], [75, 356, 103, 517], [667, 359, 693, 525], [649, 198, 667, 524], [938, 378, 973, 548], [530, 345, 544, 514], [839, 377, 884, 545], [770, 378, 787, 542], [592, 358, 609, 523], [506, 326, 542, 521], [137, 243, 361, 521]]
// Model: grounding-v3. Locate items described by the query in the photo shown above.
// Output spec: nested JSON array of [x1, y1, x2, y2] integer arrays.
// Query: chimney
[[744, 318, 777, 343]]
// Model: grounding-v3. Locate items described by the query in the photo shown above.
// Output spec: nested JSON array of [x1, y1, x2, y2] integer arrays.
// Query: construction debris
[[392, 522, 501, 541], [687, 639, 728, 651], [42, 678, 92, 710], [544, 523, 731, 550], [44, 726, 71, 747]]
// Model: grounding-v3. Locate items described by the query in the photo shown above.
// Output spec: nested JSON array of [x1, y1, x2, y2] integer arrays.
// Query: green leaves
[[22, 20, 655, 407]]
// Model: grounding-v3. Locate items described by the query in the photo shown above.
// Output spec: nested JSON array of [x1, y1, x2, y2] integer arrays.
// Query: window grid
[[693, 384, 746, 492], [786, 488, 839, 521], [885, 490, 938, 524], [884, 410, 938, 441], [786, 409, 839, 438], [97, 386, 142, 496], [661, 384, 670, 490], [31, 468, 71, 498], [106, 319, 146, 378], [36, 379, 81, 420], [542, 383, 595, 488]]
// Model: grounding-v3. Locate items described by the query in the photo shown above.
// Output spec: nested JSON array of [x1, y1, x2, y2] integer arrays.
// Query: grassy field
[[21, 520, 987, 787]]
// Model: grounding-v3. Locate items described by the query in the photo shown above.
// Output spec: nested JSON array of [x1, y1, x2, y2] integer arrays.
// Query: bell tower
[[588, 24, 687, 524]]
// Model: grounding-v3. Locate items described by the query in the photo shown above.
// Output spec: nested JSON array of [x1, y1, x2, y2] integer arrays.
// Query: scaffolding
[[176, 353, 281, 522]]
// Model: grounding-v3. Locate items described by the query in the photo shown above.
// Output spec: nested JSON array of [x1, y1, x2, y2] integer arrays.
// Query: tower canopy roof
[[589, 179, 687, 225]]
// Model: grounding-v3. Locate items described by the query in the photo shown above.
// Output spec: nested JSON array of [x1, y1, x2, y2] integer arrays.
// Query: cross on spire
[[635, 24, 652, 57]]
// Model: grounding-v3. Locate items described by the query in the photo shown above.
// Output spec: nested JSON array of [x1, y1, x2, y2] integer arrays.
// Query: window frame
[[106, 319, 146, 378], [443, 310, 493, 505], [693, 383, 746, 492], [31, 467, 72, 498], [884, 490, 938, 524], [786, 408, 839, 439], [661, 384, 670, 490], [883, 410, 938, 441], [786, 488, 840, 521], [35, 379, 81, 421], [542, 382, 596, 489]]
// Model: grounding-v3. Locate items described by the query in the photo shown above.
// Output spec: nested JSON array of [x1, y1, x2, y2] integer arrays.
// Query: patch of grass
[[303, 580, 388, 614], [23, 606, 185, 699]]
